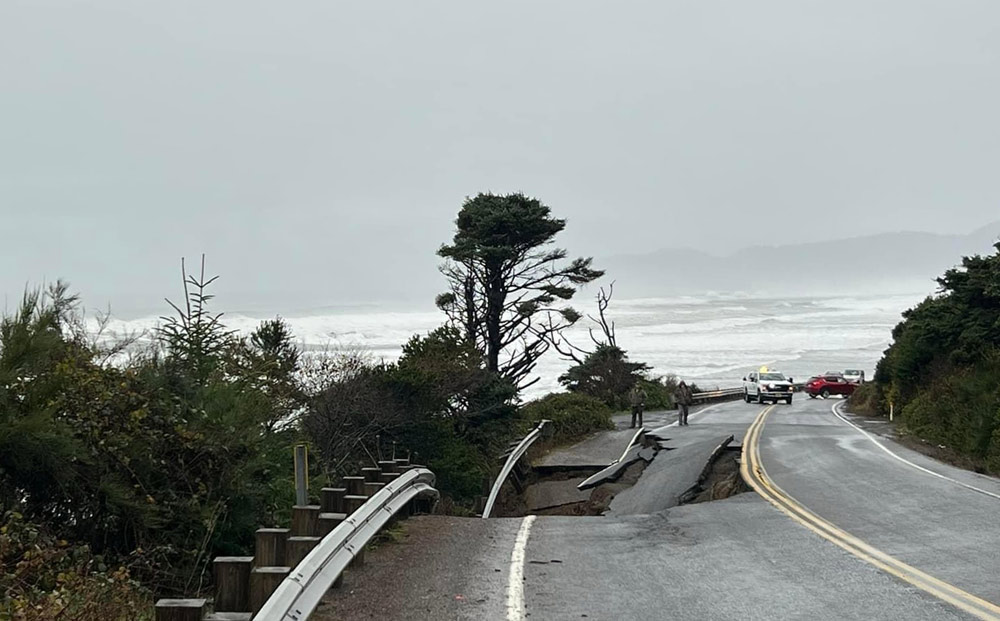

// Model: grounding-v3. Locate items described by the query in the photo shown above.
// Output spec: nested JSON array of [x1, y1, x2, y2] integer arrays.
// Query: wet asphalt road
[[759, 396, 1000, 606], [521, 398, 986, 620], [321, 397, 1000, 620]]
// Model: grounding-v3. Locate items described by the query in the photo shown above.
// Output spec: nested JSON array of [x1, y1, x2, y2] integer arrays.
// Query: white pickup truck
[[743, 370, 794, 405]]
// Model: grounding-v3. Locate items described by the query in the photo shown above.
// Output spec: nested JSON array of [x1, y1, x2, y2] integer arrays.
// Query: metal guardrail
[[576, 426, 647, 490], [691, 387, 744, 403], [482, 419, 549, 519], [255, 467, 438, 620], [614, 426, 647, 464]]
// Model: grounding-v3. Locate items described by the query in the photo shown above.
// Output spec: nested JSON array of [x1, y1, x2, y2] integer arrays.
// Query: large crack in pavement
[[495, 431, 748, 518]]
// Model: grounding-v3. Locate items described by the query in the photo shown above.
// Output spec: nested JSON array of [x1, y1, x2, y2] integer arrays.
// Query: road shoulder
[[312, 515, 519, 621]]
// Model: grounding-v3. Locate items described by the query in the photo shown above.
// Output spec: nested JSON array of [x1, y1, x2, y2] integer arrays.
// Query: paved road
[[321, 396, 1000, 620], [535, 405, 721, 470], [521, 398, 982, 620], [755, 396, 1000, 616], [534, 408, 683, 469]]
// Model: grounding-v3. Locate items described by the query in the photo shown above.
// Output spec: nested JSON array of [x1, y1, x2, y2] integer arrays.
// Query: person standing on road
[[629, 384, 647, 429], [675, 380, 693, 426]]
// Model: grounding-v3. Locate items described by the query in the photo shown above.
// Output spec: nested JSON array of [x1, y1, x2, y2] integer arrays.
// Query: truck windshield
[[760, 373, 786, 381]]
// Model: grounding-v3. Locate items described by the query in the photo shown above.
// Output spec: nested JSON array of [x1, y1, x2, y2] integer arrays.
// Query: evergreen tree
[[436, 192, 602, 390]]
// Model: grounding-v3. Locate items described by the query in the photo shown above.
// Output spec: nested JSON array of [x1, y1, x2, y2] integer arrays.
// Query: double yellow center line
[[741, 405, 1000, 620]]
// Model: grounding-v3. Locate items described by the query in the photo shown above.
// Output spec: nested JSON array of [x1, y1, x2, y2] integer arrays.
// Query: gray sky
[[3, 1, 999, 314]]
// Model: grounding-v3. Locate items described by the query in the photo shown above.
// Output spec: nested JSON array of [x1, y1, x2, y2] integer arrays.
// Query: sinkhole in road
[[490, 459, 651, 517], [491, 438, 748, 518], [678, 446, 749, 505]]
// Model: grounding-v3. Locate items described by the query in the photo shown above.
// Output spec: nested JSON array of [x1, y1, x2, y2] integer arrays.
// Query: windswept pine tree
[[436, 192, 603, 391]]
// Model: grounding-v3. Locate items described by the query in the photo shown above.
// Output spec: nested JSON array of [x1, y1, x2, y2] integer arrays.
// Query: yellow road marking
[[741, 406, 1000, 620]]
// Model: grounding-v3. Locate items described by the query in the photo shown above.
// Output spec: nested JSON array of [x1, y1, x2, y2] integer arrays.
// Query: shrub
[[639, 376, 677, 410], [0, 511, 152, 620], [847, 382, 883, 416], [876, 242, 1000, 408], [558, 345, 650, 409], [0, 278, 303, 598], [302, 327, 518, 506], [899, 355, 1000, 461], [518, 392, 614, 445], [865, 242, 1000, 469]]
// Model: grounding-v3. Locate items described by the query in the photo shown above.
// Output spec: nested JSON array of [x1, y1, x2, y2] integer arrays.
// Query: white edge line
[[506, 515, 536, 621], [830, 400, 1000, 501]]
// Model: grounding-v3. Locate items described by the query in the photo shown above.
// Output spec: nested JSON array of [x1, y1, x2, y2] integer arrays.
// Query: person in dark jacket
[[629, 385, 647, 429], [674, 380, 693, 426]]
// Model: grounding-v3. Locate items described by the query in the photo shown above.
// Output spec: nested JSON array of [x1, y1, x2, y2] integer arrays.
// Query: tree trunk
[[485, 261, 504, 374], [463, 268, 477, 345]]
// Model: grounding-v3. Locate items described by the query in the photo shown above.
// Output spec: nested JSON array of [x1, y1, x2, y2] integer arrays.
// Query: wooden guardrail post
[[343, 476, 366, 496], [413, 497, 434, 514], [409, 470, 432, 514], [155, 599, 206, 621], [286, 536, 322, 566], [361, 467, 381, 483], [250, 567, 291, 613], [363, 481, 385, 498], [350, 546, 367, 567], [213, 556, 253, 613], [255, 528, 290, 566], [291, 505, 321, 537], [377, 460, 397, 473], [321, 487, 347, 513]]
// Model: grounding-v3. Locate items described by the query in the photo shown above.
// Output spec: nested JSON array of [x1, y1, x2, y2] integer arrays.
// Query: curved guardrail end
[[481, 419, 549, 519], [254, 467, 439, 621]]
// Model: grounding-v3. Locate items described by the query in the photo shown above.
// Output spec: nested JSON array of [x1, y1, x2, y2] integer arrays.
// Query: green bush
[[0, 511, 152, 620], [875, 242, 1000, 407], [639, 376, 677, 410], [0, 280, 302, 598], [518, 392, 614, 445], [303, 327, 518, 507], [847, 382, 883, 416], [558, 345, 650, 409], [864, 242, 1000, 470], [899, 355, 1000, 462]]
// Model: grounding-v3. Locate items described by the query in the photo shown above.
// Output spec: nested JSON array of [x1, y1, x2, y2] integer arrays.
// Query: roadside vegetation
[[852, 242, 1000, 472], [1, 192, 669, 616], [550, 283, 686, 411], [0, 268, 302, 618]]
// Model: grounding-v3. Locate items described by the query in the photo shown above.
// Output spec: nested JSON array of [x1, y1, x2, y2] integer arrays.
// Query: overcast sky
[[3, 1, 999, 315]]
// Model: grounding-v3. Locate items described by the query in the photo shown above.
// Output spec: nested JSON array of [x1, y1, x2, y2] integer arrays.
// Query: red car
[[805, 375, 857, 399]]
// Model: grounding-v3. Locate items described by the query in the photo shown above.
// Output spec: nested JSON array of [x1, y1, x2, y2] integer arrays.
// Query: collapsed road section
[[491, 425, 747, 517]]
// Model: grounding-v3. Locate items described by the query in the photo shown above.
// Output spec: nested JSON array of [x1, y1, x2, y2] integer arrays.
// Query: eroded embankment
[[495, 432, 748, 517], [679, 444, 749, 504], [491, 447, 657, 517]]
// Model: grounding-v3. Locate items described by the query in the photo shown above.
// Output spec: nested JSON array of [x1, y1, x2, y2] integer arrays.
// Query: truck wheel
[[821, 389, 830, 399], [744, 390, 750, 403], [809, 394, 817, 399], [786, 396, 793, 405]]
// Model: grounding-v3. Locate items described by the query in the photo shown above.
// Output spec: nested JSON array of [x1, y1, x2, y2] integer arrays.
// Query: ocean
[[97, 290, 929, 398]]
